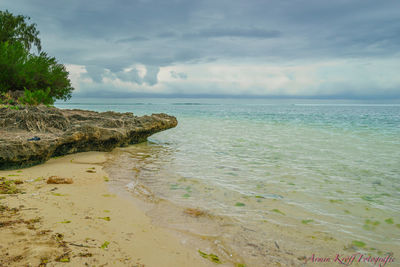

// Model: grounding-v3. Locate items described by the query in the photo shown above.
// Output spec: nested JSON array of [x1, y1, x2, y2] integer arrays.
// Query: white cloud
[[68, 57, 400, 98], [65, 64, 91, 93]]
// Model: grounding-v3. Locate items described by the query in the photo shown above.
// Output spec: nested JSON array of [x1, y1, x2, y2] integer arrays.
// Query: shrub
[[0, 92, 14, 105], [19, 88, 54, 106]]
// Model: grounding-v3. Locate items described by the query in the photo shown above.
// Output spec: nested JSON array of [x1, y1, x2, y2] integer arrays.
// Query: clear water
[[56, 98, 400, 266]]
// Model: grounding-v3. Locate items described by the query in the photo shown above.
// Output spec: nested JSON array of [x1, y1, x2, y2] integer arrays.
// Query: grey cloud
[[2, 0, 400, 98], [84, 66, 105, 83], [184, 28, 281, 39], [170, 71, 188, 80], [115, 68, 143, 84], [87, 65, 160, 86], [143, 66, 160, 86], [5, 0, 399, 66], [116, 36, 150, 43], [157, 31, 178, 38]]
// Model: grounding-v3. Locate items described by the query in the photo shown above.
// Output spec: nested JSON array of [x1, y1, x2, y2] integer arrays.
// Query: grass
[[0, 177, 23, 194], [198, 250, 221, 264], [352, 240, 366, 248], [271, 209, 285, 215], [384, 218, 394, 224], [101, 241, 110, 249], [98, 216, 111, 221], [51, 192, 68, 197]]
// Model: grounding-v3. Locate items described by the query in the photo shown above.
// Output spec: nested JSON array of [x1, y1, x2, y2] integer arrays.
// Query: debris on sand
[[184, 208, 206, 217], [46, 176, 73, 184]]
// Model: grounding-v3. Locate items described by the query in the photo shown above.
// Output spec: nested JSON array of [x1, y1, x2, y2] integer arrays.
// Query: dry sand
[[0, 152, 212, 267]]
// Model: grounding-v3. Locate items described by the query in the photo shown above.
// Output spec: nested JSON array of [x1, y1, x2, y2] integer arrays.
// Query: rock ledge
[[0, 106, 177, 169]]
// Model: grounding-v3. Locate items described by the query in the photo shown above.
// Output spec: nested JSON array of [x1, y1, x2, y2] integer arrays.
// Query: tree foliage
[[0, 10, 73, 103], [0, 10, 41, 53]]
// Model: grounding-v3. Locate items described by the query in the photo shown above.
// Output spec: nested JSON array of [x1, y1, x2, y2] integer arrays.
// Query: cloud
[[3, 0, 400, 99], [143, 66, 160, 86], [66, 57, 400, 99], [157, 31, 178, 38], [84, 65, 106, 83], [116, 36, 150, 43], [170, 71, 188, 80], [184, 28, 281, 39]]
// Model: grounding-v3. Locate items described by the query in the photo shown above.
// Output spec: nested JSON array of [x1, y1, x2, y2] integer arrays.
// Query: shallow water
[[57, 98, 400, 266]]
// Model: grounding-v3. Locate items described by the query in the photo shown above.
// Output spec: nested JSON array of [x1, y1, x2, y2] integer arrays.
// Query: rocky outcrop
[[0, 106, 177, 169]]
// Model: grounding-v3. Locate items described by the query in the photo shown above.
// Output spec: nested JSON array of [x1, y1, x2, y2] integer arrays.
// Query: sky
[[2, 0, 400, 99]]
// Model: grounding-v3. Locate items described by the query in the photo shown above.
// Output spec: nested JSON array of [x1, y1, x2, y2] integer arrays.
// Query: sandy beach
[[1, 0, 400, 265], [0, 152, 211, 267]]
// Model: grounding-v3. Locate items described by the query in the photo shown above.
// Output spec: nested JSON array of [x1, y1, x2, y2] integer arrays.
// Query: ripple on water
[[60, 99, 400, 265]]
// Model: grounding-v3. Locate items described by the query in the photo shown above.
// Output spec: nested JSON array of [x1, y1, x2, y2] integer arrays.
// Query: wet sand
[[0, 152, 211, 267]]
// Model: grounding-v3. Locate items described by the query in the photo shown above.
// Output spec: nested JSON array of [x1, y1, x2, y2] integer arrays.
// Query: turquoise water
[[57, 98, 400, 265]]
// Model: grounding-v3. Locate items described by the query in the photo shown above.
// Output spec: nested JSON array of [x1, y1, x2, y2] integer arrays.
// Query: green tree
[[0, 41, 28, 91], [0, 10, 41, 53], [0, 11, 73, 103]]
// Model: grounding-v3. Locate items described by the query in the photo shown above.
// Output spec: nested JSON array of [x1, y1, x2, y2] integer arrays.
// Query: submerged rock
[[0, 106, 177, 169]]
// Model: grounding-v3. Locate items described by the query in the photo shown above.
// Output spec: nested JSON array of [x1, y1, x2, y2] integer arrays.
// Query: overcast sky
[[2, 0, 400, 99]]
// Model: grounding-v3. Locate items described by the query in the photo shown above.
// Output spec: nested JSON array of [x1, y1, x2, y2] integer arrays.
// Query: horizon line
[[69, 93, 400, 101]]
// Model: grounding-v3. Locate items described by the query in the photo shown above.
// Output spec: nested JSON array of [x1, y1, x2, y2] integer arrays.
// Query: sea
[[56, 98, 400, 266]]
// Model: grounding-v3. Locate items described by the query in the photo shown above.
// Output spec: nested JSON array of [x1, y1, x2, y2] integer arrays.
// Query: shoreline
[[2, 144, 397, 266], [0, 151, 210, 266]]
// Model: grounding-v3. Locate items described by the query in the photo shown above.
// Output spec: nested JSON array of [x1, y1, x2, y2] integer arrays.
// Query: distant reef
[[0, 106, 177, 169]]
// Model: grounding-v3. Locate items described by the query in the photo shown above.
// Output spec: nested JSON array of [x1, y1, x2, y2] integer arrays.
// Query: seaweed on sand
[[0, 177, 23, 194]]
